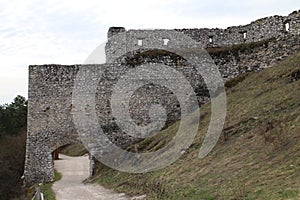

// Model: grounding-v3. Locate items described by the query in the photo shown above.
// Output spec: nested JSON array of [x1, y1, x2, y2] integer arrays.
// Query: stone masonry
[[24, 10, 300, 185]]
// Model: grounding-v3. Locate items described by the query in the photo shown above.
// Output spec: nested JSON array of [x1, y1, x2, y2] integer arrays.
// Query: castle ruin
[[24, 10, 300, 185]]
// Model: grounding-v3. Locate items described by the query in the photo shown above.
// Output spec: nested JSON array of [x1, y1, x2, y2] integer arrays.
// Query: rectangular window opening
[[285, 22, 290, 32], [138, 39, 143, 46], [163, 38, 170, 45], [243, 32, 247, 40]]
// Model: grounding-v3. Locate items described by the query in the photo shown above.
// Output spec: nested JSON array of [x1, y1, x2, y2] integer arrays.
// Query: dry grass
[[26, 170, 62, 200], [59, 143, 88, 157]]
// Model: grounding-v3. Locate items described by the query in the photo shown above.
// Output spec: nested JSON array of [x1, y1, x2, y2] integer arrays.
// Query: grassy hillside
[[90, 52, 300, 199], [59, 144, 88, 157]]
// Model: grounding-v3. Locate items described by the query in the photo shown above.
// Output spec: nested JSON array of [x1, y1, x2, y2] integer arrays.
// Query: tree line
[[0, 95, 28, 199], [0, 95, 27, 136]]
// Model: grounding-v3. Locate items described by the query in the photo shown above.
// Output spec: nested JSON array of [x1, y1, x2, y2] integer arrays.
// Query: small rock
[[118, 193, 126, 197], [131, 194, 147, 200]]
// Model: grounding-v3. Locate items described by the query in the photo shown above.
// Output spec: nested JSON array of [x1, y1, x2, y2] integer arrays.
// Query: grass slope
[[27, 170, 62, 200], [59, 144, 88, 157], [40, 170, 62, 200], [90, 52, 300, 200]]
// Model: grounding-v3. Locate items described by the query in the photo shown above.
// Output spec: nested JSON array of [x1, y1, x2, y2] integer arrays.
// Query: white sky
[[0, 0, 299, 104]]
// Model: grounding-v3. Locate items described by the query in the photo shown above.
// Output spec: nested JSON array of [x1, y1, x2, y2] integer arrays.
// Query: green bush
[[0, 95, 27, 136]]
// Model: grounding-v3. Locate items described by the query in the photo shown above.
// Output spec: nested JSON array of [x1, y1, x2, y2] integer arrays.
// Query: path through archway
[[52, 154, 129, 200]]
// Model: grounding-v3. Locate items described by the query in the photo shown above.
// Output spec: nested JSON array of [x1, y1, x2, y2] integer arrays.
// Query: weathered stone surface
[[24, 10, 300, 185]]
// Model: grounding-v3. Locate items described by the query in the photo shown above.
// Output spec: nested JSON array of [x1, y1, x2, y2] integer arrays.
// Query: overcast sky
[[0, 0, 299, 104]]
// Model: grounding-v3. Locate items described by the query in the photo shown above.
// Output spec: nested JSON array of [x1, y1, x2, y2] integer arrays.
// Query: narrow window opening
[[285, 22, 290, 32], [243, 32, 247, 40], [137, 39, 143, 46], [163, 38, 170, 45], [209, 36, 213, 44]]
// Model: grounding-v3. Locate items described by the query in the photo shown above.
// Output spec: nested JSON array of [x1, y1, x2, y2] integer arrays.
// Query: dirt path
[[52, 154, 129, 200]]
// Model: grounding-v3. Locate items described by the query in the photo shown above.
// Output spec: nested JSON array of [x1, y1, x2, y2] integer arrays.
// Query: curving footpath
[[52, 154, 129, 200]]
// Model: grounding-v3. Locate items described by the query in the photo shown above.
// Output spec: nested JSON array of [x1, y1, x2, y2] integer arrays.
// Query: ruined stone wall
[[24, 61, 203, 184], [107, 10, 300, 52], [24, 10, 300, 185], [106, 10, 300, 83], [287, 11, 300, 35], [211, 35, 300, 80], [177, 14, 286, 47], [24, 65, 80, 184]]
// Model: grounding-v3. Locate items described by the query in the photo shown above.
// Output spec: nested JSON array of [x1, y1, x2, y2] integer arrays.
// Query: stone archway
[[24, 28, 220, 185], [23, 63, 144, 185]]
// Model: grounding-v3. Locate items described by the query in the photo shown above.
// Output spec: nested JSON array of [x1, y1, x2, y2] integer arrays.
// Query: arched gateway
[[24, 10, 300, 185]]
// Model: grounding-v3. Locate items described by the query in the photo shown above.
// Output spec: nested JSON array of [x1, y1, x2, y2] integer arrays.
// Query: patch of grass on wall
[[206, 38, 276, 57]]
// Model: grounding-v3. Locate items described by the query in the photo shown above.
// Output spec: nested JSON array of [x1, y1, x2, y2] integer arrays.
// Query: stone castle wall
[[24, 10, 300, 185], [107, 10, 300, 55], [24, 65, 80, 184]]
